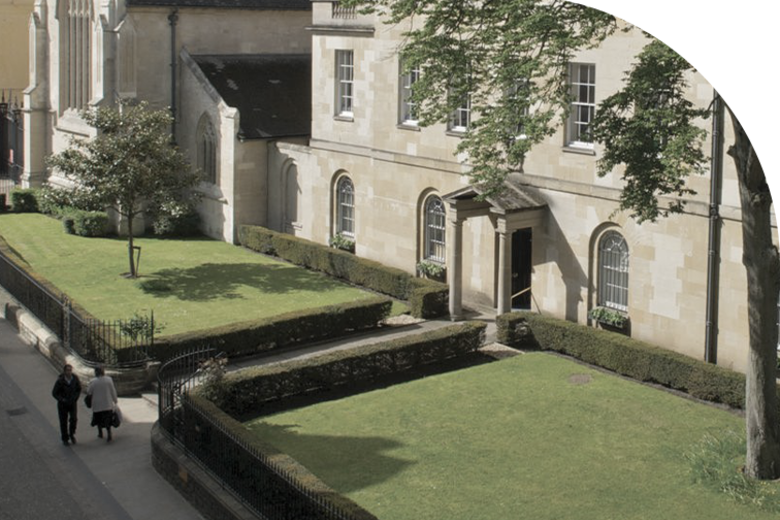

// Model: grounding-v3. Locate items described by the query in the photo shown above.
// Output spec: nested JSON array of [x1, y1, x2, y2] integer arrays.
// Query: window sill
[[445, 129, 467, 138], [334, 115, 354, 123], [397, 123, 421, 132], [562, 144, 596, 156]]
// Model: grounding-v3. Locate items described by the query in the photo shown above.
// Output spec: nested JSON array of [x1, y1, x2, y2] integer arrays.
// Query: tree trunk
[[727, 105, 780, 480], [126, 212, 136, 278]]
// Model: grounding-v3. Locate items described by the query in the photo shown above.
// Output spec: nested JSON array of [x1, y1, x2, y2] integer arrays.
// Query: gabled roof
[[443, 175, 547, 214], [193, 54, 311, 139], [126, 0, 311, 10]]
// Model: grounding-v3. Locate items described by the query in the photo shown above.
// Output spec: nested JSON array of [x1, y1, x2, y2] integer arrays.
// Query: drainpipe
[[168, 9, 178, 141], [704, 89, 724, 364]]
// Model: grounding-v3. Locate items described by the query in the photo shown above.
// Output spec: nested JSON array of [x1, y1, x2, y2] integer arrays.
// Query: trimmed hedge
[[70, 210, 110, 237], [182, 394, 379, 520], [10, 188, 39, 213], [207, 321, 486, 418], [496, 312, 777, 411], [239, 225, 448, 319], [151, 296, 393, 362]]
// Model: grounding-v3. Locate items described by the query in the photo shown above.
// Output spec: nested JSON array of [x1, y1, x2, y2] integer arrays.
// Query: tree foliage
[[352, 0, 617, 195], [47, 101, 201, 277], [591, 38, 710, 222]]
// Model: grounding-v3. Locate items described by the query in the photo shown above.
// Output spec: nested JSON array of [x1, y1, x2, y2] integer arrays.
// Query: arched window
[[196, 115, 217, 184], [423, 195, 446, 263], [598, 230, 629, 311], [336, 176, 355, 237]]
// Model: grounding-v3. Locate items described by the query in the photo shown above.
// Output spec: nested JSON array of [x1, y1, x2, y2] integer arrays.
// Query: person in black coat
[[51, 364, 81, 445]]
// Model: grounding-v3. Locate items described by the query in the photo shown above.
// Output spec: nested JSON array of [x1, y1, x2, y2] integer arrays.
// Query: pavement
[[0, 301, 498, 520]]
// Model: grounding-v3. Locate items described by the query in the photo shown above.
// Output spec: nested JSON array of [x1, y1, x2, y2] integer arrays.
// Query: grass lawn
[[0, 213, 400, 336], [245, 353, 776, 520]]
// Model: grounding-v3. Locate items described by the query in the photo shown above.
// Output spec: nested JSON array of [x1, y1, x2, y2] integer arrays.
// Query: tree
[[350, 0, 780, 479], [47, 101, 201, 278]]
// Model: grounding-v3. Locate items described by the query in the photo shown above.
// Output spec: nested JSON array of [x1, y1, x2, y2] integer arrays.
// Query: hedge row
[[206, 321, 487, 417], [239, 225, 448, 319], [182, 394, 379, 520], [151, 297, 393, 362], [496, 312, 772, 410]]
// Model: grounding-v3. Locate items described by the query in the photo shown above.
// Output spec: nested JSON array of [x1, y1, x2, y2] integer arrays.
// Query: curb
[[1, 290, 159, 396]]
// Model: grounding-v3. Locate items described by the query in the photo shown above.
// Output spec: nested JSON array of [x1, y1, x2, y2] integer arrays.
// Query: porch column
[[447, 214, 464, 321], [496, 220, 512, 315]]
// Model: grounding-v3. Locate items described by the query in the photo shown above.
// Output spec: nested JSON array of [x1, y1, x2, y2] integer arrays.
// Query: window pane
[[598, 231, 628, 311]]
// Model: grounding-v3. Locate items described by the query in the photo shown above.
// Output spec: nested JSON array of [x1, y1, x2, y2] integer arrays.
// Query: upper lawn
[[0, 213, 382, 336], [246, 353, 774, 520]]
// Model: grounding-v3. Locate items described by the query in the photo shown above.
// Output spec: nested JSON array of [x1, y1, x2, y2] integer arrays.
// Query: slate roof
[[193, 54, 311, 139], [126, 0, 311, 10]]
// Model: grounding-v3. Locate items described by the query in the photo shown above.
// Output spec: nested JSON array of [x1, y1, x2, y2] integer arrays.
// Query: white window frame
[[399, 60, 421, 126], [336, 50, 354, 118], [597, 230, 629, 312], [423, 195, 446, 264], [567, 63, 596, 148], [336, 176, 355, 238], [448, 94, 470, 133]]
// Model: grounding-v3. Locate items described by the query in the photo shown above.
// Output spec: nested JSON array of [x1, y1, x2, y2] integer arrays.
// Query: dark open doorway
[[511, 228, 532, 309]]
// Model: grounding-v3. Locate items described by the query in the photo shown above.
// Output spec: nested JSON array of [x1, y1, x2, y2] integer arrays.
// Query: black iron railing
[[157, 348, 372, 520], [0, 248, 152, 367]]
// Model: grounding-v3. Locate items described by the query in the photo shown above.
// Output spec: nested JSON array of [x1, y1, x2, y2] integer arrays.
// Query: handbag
[[111, 405, 122, 428], [84, 394, 92, 408]]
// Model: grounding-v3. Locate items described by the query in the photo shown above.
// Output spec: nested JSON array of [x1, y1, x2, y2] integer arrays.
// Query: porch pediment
[[442, 175, 547, 222]]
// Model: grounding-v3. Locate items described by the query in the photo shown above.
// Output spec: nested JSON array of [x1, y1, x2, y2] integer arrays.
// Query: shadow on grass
[[246, 422, 415, 493], [138, 262, 347, 302]]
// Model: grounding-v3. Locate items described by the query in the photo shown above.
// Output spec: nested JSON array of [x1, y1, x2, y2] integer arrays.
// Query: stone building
[[0, 0, 34, 97], [265, 2, 774, 374], [23, 0, 311, 239], [21, 0, 775, 373]]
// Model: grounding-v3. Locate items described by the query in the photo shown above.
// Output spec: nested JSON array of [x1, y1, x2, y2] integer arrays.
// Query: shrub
[[0, 193, 6, 212], [150, 296, 393, 362], [204, 321, 486, 417], [62, 214, 76, 234], [328, 232, 355, 252], [10, 188, 39, 213], [240, 225, 449, 319], [71, 210, 110, 237], [496, 311, 774, 411], [151, 201, 201, 237]]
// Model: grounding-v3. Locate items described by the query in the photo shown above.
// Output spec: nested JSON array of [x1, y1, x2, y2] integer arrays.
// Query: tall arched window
[[598, 230, 629, 311], [423, 195, 446, 263], [336, 176, 355, 237], [196, 115, 217, 184]]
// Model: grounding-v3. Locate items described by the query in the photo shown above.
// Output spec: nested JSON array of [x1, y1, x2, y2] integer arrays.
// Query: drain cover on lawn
[[568, 374, 592, 385]]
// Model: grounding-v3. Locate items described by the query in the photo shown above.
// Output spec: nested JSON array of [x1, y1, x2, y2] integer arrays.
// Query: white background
[[576, 1, 778, 211]]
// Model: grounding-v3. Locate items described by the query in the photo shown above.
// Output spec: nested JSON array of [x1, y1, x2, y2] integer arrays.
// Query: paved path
[[0, 317, 204, 520]]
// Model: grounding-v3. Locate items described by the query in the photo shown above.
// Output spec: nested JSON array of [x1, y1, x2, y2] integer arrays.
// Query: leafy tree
[[47, 101, 201, 278], [350, 0, 780, 479]]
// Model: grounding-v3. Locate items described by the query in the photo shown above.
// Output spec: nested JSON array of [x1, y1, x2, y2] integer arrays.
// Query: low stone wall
[[0, 288, 159, 396], [151, 424, 258, 520]]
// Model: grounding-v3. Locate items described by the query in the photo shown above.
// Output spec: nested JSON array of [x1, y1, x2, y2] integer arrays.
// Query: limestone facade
[[23, 0, 311, 239], [263, 2, 775, 374], [0, 0, 33, 97]]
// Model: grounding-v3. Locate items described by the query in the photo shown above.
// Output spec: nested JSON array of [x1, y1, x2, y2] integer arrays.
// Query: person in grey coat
[[86, 366, 118, 442]]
